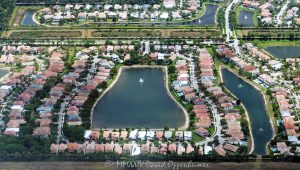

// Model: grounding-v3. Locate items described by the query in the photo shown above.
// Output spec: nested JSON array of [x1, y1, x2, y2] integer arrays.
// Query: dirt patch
[[92, 30, 161, 37], [170, 31, 216, 38], [11, 8, 25, 27], [9, 31, 82, 38]]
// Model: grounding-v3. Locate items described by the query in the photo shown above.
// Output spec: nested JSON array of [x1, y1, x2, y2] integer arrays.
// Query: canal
[[221, 67, 273, 155], [92, 67, 186, 129]]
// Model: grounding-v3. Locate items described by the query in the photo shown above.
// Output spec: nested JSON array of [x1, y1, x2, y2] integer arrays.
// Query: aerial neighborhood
[[0, 0, 300, 168], [36, 0, 202, 25]]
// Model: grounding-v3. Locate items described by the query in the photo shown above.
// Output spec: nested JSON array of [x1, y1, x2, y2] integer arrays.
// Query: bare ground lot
[[0, 161, 299, 170], [8, 31, 83, 38], [9, 6, 42, 28], [170, 31, 217, 38], [92, 30, 161, 37]]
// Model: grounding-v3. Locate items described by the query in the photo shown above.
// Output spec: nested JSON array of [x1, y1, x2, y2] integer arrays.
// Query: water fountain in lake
[[244, 15, 248, 20], [198, 19, 202, 24], [139, 78, 144, 85], [238, 84, 243, 88], [259, 127, 264, 132]]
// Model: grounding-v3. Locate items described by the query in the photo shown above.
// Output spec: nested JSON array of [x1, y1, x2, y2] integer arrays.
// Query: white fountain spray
[[139, 78, 144, 85], [244, 15, 248, 20]]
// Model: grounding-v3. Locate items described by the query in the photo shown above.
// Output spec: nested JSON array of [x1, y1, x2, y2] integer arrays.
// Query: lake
[[21, 11, 37, 26], [185, 4, 219, 26], [92, 67, 186, 129], [238, 10, 255, 27], [221, 67, 273, 155], [0, 68, 10, 80], [265, 46, 300, 59]]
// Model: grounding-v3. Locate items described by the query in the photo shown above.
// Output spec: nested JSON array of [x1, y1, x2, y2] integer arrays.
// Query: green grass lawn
[[192, 131, 204, 143], [207, 126, 215, 135], [250, 40, 300, 48]]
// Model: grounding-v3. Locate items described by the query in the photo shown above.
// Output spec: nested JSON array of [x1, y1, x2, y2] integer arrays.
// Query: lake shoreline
[[90, 65, 189, 130]]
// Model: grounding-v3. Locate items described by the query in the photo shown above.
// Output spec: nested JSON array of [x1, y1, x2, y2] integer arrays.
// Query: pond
[[265, 46, 300, 59], [92, 67, 186, 129], [238, 10, 255, 27], [221, 67, 273, 155], [21, 11, 37, 26], [185, 4, 219, 26]]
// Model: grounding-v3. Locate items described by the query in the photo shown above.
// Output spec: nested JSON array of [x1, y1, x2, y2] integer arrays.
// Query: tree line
[[0, 0, 15, 32], [16, 0, 162, 5]]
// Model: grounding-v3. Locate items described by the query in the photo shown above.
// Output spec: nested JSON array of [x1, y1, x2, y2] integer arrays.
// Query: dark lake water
[[21, 11, 36, 26], [92, 67, 186, 129], [0, 69, 9, 78], [238, 10, 254, 27], [221, 68, 273, 155], [185, 4, 218, 26], [265, 46, 300, 58]]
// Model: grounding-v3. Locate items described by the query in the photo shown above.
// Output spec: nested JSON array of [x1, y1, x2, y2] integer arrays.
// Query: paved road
[[196, 97, 223, 146], [225, 0, 241, 54], [177, 53, 199, 91], [275, 0, 290, 26], [225, 0, 240, 42], [56, 55, 98, 144]]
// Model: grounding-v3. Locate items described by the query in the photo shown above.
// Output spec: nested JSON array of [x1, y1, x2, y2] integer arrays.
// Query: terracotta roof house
[[95, 144, 105, 153], [186, 145, 194, 154], [120, 131, 128, 139], [67, 106, 79, 115], [4, 128, 19, 136], [33, 127, 51, 137], [91, 130, 100, 140], [37, 119, 52, 127], [195, 127, 209, 137], [58, 143, 67, 153], [223, 143, 239, 153], [123, 144, 132, 154], [155, 131, 164, 140], [150, 146, 159, 153], [67, 143, 79, 153], [159, 146, 168, 154], [141, 144, 150, 153], [50, 144, 59, 154], [214, 146, 226, 156], [111, 132, 120, 141], [168, 143, 177, 153], [105, 144, 114, 152], [177, 145, 185, 155], [114, 145, 123, 154]]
